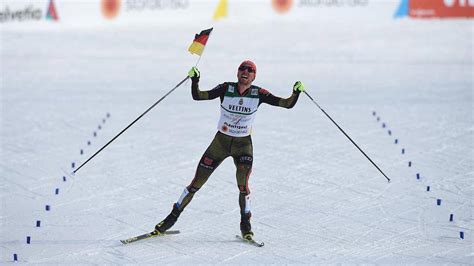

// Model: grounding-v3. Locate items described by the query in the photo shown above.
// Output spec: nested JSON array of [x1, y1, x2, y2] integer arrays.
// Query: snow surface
[[1, 2, 473, 264]]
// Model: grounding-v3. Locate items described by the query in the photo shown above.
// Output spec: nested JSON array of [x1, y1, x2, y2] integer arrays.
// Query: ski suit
[[174, 79, 300, 217]]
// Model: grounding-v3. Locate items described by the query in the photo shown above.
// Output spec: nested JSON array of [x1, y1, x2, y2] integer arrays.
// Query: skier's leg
[[178, 151, 224, 210], [232, 137, 254, 238], [235, 155, 253, 238], [235, 154, 252, 215], [155, 133, 229, 232]]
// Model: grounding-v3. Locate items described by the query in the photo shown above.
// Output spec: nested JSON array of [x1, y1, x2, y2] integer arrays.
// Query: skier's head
[[237, 60, 256, 85], [238, 60, 256, 75]]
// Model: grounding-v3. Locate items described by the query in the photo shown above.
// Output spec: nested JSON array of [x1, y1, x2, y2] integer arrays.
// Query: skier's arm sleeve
[[192, 80, 226, 101], [259, 89, 300, 109]]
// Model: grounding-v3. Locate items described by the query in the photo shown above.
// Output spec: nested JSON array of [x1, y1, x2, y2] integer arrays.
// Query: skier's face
[[237, 65, 256, 85]]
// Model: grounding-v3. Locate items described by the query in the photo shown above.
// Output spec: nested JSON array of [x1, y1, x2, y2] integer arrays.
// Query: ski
[[120, 230, 180, 245], [235, 235, 264, 247]]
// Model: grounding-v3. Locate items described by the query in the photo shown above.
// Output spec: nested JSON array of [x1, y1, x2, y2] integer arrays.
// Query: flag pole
[[195, 53, 203, 66]]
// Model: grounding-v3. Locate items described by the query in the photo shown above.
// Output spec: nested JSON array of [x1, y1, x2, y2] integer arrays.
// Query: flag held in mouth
[[188, 28, 213, 56]]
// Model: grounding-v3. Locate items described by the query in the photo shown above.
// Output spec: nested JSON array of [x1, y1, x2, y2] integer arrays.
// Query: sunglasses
[[238, 66, 255, 73]]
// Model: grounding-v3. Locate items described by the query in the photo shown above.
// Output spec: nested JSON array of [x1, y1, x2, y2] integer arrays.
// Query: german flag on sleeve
[[188, 28, 213, 56]]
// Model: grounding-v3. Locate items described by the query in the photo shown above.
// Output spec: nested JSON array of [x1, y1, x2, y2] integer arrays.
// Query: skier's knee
[[238, 186, 250, 195], [198, 154, 219, 171], [186, 185, 200, 193], [237, 155, 253, 167]]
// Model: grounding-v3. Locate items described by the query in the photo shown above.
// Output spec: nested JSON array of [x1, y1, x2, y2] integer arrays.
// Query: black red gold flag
[[188, 28, 213, 56]]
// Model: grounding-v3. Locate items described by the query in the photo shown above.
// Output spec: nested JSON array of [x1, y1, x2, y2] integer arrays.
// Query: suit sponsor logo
[[203, 157, 214, 166], [200, 156, 215, 170], [221, 122, 249, 135], [223, 122, 248, 130], [228, 104, 251, 113], [260, 88, 270, 95], [239, 156, 253, 163]]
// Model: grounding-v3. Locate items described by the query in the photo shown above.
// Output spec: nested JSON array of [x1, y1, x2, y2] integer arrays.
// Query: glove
[[293, 81, 305, 93], [188, 66, 200, 79]]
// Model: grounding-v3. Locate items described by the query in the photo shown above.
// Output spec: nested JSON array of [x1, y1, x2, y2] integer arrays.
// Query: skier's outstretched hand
[[293, 81, 305, 93], [188, 67, 200, 80]]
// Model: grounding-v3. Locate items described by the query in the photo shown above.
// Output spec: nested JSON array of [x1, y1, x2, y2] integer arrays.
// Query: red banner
[[409, 0, 474, 18]]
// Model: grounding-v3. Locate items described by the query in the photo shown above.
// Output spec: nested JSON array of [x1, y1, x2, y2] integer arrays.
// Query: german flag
[[188, 28, 213, 56]]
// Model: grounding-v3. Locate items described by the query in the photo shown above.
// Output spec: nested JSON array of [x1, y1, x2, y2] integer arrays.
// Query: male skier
[[155, 60, 305, 240]]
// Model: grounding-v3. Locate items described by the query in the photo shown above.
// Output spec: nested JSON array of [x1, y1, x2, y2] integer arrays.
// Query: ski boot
[[155, 203, 182, 233], [240, 212, 254, 240]]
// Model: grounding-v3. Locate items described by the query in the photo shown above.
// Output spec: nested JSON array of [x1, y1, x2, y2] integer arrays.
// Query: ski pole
[[74, 27, 213, 174], [303, 91, 391, 183], [73, 76, 189, 174]]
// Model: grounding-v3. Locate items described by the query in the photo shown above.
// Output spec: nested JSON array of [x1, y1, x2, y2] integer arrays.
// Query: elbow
[[192, 94, 204, 101]]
